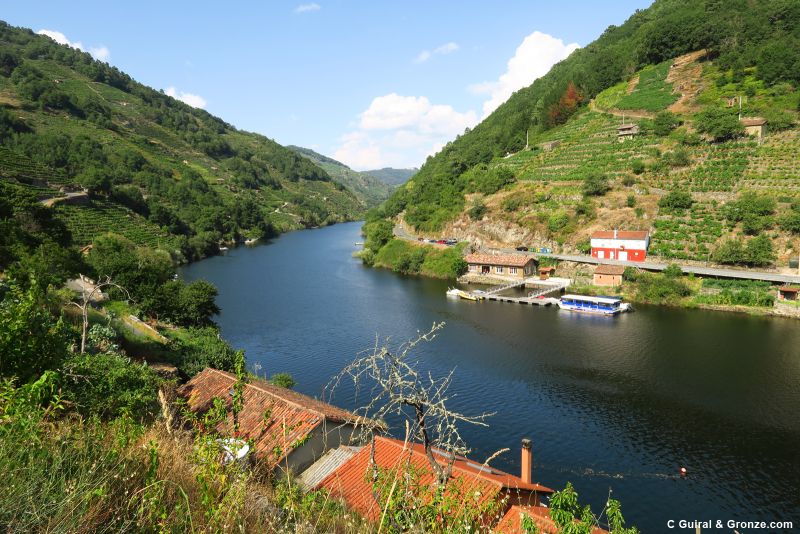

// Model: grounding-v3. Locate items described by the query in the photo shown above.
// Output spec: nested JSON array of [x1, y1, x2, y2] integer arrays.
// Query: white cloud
[[414, 41, 459, 63], [470, 31, 579, 117], [334, 93, 477, 170], [37, 29, 111, 62], [294, 3, 320, 13], [164, 87, 207, 109]]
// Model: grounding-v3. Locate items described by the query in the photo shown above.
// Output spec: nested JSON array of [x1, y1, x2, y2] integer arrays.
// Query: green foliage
[[662, 149, 690, 167], [762, 108, 795, 131], [696, 278, 775, 307], [653, 111, 680, 136], [635, 271, 693, 304], [623, 267, 639, 282], [60, 352, 160, 421], [582, 173, 610, 196], [503, 195, 524, 212], [372, 239, 466, 279], [363, 219, 394, 252], [658, 190, 694, 211], [694, 108, 745, 141], [548, 482, 639, 534], [616, 61, 678, 111], [548, 211, 571, 232], [0, 280, 70, 383], [626, 195, 636, 208], [630, 159, 646, 175], [712, 235, 776, 266], [172, 326, 240, 378], [468, 199, 487, 220], [270, 373, 296, 389], [663, 263, 683, 278]]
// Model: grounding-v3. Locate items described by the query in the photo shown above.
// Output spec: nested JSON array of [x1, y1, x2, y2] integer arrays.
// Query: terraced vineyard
[[0, 145, 68, 186], [649, 202, 726, 260], [54, 200, 174, 248]]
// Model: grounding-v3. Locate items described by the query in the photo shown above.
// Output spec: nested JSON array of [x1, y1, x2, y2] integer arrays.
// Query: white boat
[[446, 288, 481, 301], [558, 294, 631, 315]]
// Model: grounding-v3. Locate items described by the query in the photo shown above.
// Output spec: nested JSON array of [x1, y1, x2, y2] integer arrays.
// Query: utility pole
[[738, 95, 742, 120]]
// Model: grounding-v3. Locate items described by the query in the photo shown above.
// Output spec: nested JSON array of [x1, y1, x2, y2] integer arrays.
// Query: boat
[[557, 294, 631, 315], [446, 288, 481, 301]]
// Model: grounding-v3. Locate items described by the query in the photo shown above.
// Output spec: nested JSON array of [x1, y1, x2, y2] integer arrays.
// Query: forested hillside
[[366, 0, 800, 269], [288, 145, 395, 207], [363, 166, 416, 187], [0, 21, 363, 262]]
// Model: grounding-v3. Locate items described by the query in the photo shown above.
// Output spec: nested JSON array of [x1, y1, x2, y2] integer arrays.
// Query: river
[[180, 221, 800, 532]]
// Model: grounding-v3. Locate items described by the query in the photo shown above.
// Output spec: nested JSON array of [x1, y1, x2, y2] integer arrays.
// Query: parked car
[[515, 246, 528, 251], [436, 239, 447, 244], [446, 239, 458, 245]]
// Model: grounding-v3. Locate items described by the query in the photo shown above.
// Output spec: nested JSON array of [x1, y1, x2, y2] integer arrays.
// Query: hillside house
[[590, 230, 650, 262], [593, 264, 625, 286], [309, 436, 554, 527], [465, 253, 536, 278], [617, 123, 639, 142], [740, 117, 767, 140], [538, 266, 556, 280], [541, 140, 561, 151], [177, 368, 374, 476]]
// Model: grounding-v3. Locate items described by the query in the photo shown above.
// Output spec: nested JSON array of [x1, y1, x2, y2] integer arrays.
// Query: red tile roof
[[316, 436, 553, 523], [539, 267, 556, 273], [594, 264, 626, 275], [779, 286, 800, 293], [590, 230, 649, 241], [465, 253, 535, 267], [495, 505, 609, 534], [177, 368, 366, 467]]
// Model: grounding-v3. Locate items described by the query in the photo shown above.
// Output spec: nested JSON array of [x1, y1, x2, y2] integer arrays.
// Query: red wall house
[[590, 230, 649, 262]]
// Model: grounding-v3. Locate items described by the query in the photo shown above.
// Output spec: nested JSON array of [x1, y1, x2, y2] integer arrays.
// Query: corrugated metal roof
[[177, 368, 367, 468], [465, 253, 535, 267], [495, 505, 609, 534], [316, 436, 553, 523], [297, 445, 362, 491]]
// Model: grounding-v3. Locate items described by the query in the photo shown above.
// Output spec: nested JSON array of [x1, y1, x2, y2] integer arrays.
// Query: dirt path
[[666, 49, 707, 114]]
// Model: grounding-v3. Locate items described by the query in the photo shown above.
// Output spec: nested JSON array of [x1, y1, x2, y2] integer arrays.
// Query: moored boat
[[446, 288, 480, 301], [557, 294, 630, 315]]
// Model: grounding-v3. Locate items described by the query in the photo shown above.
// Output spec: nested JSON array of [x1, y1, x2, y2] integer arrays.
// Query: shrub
[[622, 267, 639, 281], [270, 373, 296, 389], [636, 271, 692, 303], [762, 109, 795, 131], [630, 159, 646, 175], [173, 327, 240, 378], [548, 212, 570, 232], [468, 200, 487, 221], [663, 263, 682, 278], [582, 173, 610, 196], [662, 149, 690, 167], [626, 195, 636, 208], [659, 190, 694, 211], [694, 108, 745, 141], [61, 352, 161, 420], [654, 111, 680, 136], [502, 196, 523, 212], [576, 240, 591, 254], [363, 219, 394, 252]]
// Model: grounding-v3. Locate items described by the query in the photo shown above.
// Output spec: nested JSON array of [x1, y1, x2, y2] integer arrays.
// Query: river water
[[181, 221, 800, 532]]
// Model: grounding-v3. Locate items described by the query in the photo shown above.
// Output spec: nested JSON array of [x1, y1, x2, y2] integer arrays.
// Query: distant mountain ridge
[[0, 21, 363, 260], [288, 145, 414, 207]]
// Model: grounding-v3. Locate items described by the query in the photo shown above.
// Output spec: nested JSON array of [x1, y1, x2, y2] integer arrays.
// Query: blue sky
[[3, 1, 652, 170]]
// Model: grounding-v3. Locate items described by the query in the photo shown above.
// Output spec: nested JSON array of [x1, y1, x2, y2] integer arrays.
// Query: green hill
[[287, 145, 394, 207], [363, 167, 416, 187], [0, 21, 363, 260], [368, 0, 800, 269]]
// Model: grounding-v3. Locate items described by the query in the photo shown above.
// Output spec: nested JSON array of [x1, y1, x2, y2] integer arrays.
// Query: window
[[509, 267, 517, 274], [495, 266, 504, 273], [468, 264, 477, 272]]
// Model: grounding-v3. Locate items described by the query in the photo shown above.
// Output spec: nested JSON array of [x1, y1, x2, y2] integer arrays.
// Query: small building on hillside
[[590, 230, 650, 262], [740, 117, 767, 140], [177, 368, 374, 476], [541, 140, 561, 151], [465, 253, 537, 278], [777, 286, 800, 301], [617, 123, 639, 142], [593, 264, 625, 287], [310, 436, 554, 528]]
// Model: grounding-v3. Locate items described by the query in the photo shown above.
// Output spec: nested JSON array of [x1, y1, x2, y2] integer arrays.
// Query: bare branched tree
[[68, 274, 130, 354], [328, 322, 494, 487]]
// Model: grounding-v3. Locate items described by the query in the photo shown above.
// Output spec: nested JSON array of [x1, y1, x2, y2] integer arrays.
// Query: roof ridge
[[207, 368, 330, 420]]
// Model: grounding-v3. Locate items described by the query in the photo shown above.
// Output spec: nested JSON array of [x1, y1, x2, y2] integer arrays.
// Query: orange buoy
[[680, 467, 687, 476]]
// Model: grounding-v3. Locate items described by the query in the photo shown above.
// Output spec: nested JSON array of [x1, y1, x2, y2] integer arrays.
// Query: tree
[[653, 111, 680, 136], [0, 279, 69, 383], [364, 219, 394, 252], [329, 323, 492, 487], [178, 280, 220, 326], [582, 173, 610, 196], [658, 190, 694, 211], [694, 108, 745, 141], [68, 275, 129, 354], [745, 234, 775, 266]]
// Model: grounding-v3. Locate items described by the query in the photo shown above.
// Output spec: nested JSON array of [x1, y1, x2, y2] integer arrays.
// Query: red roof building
[[590, 230, 649, 262], [495, 505, 609, 534], [314, 436, 553, 526], [177, 368, 371, 475], [465, 253, 537, 278]]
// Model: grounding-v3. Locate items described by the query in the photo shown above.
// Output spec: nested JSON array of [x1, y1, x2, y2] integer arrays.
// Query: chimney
[[521, 438, 532, 484]]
